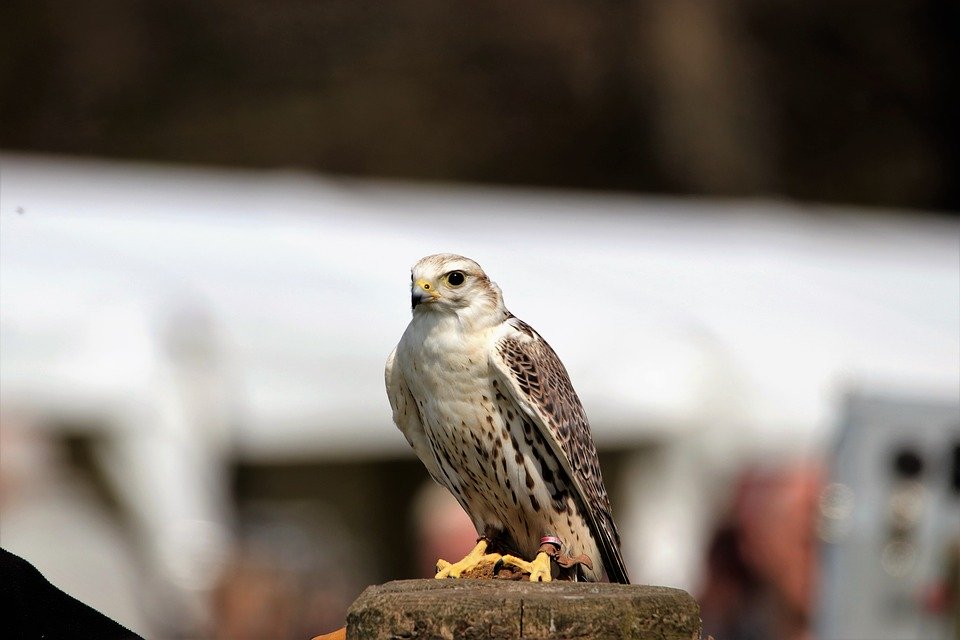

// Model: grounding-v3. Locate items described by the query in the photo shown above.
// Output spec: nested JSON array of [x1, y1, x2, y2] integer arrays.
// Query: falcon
[[385, 254, 629, 583]]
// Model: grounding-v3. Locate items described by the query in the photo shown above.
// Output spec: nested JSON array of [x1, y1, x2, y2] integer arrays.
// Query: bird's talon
[[433, 540, 501, 579], [501, 551, 554, 582]]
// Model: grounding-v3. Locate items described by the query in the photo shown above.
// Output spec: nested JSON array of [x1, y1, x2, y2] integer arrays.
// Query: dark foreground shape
[[347, 579, 701, 640], [0, 547, 143, 640]]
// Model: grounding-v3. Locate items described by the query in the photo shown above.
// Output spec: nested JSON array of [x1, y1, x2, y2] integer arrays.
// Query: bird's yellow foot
[[500, 551, 555, 582], [435, 539, 502, 579]]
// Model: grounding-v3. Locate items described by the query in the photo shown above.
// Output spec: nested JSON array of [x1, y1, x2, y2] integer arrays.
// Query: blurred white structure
[[1, 153, 958, 618]]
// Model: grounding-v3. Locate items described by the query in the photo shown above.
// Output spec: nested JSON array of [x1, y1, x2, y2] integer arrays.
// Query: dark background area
[[1, 0, 957, 212]]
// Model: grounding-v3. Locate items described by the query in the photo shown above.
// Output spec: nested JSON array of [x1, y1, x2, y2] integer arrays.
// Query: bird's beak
[[411, 279, 440, 310]]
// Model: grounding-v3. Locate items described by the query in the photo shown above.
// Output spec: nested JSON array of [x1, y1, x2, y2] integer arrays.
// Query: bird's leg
[[435, 538, 502, 579], [500, 536, 563, 582]]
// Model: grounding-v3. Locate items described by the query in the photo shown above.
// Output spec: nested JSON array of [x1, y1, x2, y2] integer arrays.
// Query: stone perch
[[346, 579, 702, 640]]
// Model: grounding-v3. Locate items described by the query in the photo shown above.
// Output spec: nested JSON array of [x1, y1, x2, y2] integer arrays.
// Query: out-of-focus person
[[699, 462, 821, 640]]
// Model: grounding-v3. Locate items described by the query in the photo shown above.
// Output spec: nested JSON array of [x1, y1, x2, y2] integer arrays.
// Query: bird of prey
[[385, 254, 629, 583]]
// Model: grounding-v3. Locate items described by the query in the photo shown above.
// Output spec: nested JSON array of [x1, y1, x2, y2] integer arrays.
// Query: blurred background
[[1, 2, 958, 639]]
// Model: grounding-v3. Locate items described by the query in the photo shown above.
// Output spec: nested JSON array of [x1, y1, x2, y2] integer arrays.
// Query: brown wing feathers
[[495, 319, 630, 584]]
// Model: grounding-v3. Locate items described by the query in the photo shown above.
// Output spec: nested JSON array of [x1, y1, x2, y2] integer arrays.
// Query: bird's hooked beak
[[411, 279, 441, 310]]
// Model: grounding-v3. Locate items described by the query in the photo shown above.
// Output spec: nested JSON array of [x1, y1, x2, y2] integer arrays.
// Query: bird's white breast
[[397, 313, 496, 436], [395, 312, 512, 525]]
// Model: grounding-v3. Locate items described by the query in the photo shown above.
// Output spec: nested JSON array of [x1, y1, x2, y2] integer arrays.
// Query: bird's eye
[[446, 271, 466, 287]]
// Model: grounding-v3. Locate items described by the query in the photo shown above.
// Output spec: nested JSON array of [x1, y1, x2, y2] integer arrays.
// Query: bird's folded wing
[[489, 319, 630, 584]]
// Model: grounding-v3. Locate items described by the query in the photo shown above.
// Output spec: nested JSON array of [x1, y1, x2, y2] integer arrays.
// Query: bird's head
[[409, 253, 506, 321]]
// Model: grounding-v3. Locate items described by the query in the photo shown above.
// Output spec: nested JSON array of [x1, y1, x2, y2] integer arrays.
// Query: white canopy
[[1, 153, 958, 460]]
